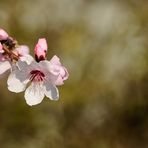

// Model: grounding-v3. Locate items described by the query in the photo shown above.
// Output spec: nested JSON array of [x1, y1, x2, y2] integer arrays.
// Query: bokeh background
[[0, 0, 148, 147]]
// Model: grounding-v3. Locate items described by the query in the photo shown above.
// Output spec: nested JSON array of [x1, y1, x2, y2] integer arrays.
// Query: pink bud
[[0, 29, 9, 40], [34, 38, 47, 62]]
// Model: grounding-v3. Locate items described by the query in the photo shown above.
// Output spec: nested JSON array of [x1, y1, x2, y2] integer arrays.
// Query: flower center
[[30, 70, 45, 82]]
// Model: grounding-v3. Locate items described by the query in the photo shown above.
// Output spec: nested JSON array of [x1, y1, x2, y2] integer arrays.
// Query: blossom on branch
[[0, 28, 33, 74], [7, 38, 69, 106]]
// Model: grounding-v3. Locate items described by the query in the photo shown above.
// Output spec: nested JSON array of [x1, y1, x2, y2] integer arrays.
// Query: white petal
[[50, 55, 61, 66], [20, 54, 34, 64], [16, 45, 29, 55], [17, 60, 35, 73], [44, 82, 59, 100], [0, 61, 11, 74], [7, 70, 26, 93], [39, 60, 52, 71], [39, 60, 60, 76], [11, 63, 18, 71], [25, 83, 45, 106], [17, 60, 29, 71]]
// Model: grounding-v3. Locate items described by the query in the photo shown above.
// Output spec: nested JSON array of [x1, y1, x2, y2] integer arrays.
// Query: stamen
[[30, 70, 45, 82]]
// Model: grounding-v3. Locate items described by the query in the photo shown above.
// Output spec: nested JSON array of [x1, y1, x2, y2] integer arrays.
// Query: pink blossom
[[15, 45, 33, 64], [7, 38, 68, 106], [0, 44, 33, 75], [50, 55, 69, 85], [0, 29, 8, 40], [34, 38, 47, 62], [7, 60, 59, 106], [0, 29, 33, 75]]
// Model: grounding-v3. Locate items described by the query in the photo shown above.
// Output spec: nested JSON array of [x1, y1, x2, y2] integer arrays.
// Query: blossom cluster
[[0, 28, 69, 106]]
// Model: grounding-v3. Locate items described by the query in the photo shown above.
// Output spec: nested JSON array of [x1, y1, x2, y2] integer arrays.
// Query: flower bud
[[34, 38, 47, 62]]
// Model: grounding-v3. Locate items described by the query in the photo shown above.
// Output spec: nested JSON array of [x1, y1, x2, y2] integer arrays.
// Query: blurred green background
[[0, 0, 148, 147]]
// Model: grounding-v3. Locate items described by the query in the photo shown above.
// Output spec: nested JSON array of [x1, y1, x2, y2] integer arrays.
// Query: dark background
[[0, 0, 148, 147]]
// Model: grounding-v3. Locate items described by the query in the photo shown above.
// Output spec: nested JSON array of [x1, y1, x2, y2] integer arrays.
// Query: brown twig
[[2, 44, 19, 62]]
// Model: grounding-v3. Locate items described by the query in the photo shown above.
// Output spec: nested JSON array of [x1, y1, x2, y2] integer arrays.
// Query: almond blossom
[[50, 55, 69, 85], [0, 28, 33, 74], [7, 38, 69, 106]]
